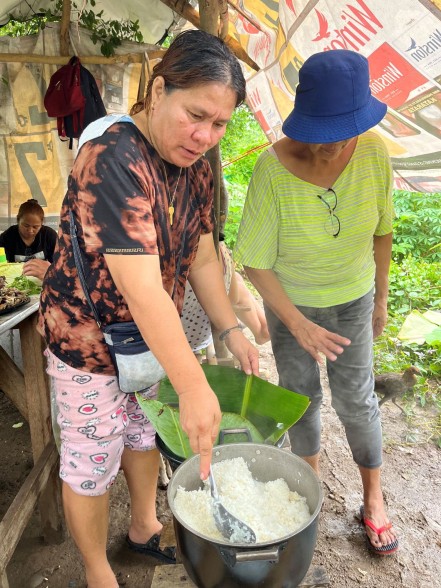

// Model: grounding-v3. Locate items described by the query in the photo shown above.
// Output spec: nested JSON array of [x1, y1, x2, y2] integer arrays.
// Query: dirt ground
[[2, 337, 441, 588]]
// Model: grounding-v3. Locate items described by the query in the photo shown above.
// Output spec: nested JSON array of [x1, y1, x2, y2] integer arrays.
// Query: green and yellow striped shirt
[[234, 132, 393, 307]]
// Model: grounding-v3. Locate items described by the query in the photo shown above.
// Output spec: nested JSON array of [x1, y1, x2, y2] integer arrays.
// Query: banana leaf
[[136, 364, 309, 458], [135, 397, 265, 458], [397, 310, 441, 344]]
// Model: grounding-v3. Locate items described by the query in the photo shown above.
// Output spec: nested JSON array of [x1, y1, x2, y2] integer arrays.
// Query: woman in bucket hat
[[235, 50, 398, 556]]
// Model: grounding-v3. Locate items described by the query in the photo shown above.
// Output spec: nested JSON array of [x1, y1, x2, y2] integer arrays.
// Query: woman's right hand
[[178, 385, 222, 480], [291, 316, 351, 363], [22, 258, 50, 281]]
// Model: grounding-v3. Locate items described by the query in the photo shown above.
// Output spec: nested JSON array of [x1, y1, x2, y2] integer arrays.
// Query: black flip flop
[[125, 533, 176, 564]]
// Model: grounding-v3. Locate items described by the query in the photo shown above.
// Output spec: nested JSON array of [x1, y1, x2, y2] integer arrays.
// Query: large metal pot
[[168, 443, 323, 588]]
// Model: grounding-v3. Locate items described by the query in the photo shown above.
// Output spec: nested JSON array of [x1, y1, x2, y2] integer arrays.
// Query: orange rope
[[222, 141, 270, 168]]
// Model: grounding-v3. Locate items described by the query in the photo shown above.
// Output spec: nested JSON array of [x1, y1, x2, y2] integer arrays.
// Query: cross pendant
[[168, 205, 174, 226]]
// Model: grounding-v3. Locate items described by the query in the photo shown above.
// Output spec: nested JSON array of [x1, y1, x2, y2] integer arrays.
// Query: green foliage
[[0, 13, 55, 36], [373, 318, 441, 413], [392, 190, 441, 262], [220, 105, 267, 249], [0, 0, 143, 56], [135, 399, 264, 459], [374, 316, 441, 377], [374, 254, 441, 412], [387, 256, 441, 316], [222, 182, 247, 251], [221, 104, 268, 187], [78, 6, 143, 56]]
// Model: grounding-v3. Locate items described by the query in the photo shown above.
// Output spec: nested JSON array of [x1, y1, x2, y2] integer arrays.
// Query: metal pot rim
[[168, 443, 323, 548]]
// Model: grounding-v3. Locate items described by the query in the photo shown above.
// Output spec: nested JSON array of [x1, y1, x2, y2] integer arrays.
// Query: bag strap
[[69, 208, 102, 327], [172, 169, 189, 298], [78, 113, 133, 149], [68, 169, 190, 327]]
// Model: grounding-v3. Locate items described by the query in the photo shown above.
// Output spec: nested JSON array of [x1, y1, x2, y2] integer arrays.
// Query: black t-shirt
[[0, 224, 57, 263]]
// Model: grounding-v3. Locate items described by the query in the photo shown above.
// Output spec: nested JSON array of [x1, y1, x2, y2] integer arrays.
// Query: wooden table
[[0, 296, 63, 588]]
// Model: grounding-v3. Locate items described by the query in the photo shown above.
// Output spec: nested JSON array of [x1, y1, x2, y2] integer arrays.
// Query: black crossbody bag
[[68, 185, 188, 393]]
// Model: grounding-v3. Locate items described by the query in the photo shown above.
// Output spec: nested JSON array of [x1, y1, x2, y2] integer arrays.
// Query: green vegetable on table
[[9, 275, 42, 295], [0, 262, 42, 295]]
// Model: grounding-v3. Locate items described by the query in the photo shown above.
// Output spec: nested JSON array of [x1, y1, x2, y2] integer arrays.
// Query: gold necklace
[[159, 161, 183, 226], [141, 115, 183, 226]]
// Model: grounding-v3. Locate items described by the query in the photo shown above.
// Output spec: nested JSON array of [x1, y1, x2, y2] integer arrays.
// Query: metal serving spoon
[[208, 465, 257, 544]]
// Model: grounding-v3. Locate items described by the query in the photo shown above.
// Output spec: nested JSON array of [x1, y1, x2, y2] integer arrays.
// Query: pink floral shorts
[[46, 349, 157, 496]]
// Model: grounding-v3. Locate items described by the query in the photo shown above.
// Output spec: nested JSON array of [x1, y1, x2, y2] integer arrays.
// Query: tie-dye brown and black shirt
[[38, 121, 214, 374]]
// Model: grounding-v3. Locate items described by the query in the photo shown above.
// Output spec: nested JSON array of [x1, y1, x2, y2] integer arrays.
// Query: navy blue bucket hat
[[282, 50, 387, 144]]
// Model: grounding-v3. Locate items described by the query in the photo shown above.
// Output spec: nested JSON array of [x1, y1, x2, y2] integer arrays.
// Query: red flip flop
[[359, 506, 399, 556]]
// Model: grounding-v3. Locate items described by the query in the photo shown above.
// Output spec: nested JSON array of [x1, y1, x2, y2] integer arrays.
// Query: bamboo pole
[[0, 50, 165, 65], [226, 0, 264, 33]]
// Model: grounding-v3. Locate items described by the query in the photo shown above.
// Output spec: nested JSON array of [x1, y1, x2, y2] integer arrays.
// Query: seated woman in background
[[0, 198, 57, 281]]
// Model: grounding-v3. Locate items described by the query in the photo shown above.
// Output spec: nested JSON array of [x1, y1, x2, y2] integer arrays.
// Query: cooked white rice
[[173, 457, 311, 544]]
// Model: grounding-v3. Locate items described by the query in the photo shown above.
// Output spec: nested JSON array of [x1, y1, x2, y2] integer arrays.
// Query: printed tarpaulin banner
[[2, 0, 441, 235], [233, 0, 441, 192], [0, 24, 156, 231]]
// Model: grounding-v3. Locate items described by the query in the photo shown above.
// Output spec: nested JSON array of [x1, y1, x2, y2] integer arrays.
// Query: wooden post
[[199, 0, 220, 35], [20, 314, 64, 543], [0, 346, 27, 420], [158, 0, 258, 71], [197, 0, 235, 363], [198, 0, 221, 246], [60, 0, 71, 56], [206, 150, 221, 252], [219, 173, 229, 238]]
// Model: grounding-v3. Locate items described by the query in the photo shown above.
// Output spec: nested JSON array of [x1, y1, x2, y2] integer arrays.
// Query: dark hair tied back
[[131, 30, 246, 115], [17, 198, 44, 222]]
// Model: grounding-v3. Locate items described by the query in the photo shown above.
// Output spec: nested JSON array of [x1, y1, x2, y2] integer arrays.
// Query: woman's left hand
[[22, 259, 50, 281], [224, 330, 260, 376]]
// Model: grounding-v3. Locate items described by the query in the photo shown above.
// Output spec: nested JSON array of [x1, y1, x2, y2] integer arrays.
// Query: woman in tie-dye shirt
[[38, 31, 259, 588]]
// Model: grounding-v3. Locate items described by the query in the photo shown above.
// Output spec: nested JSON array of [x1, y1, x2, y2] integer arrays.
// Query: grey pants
[[265, 290, 382, 469]]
